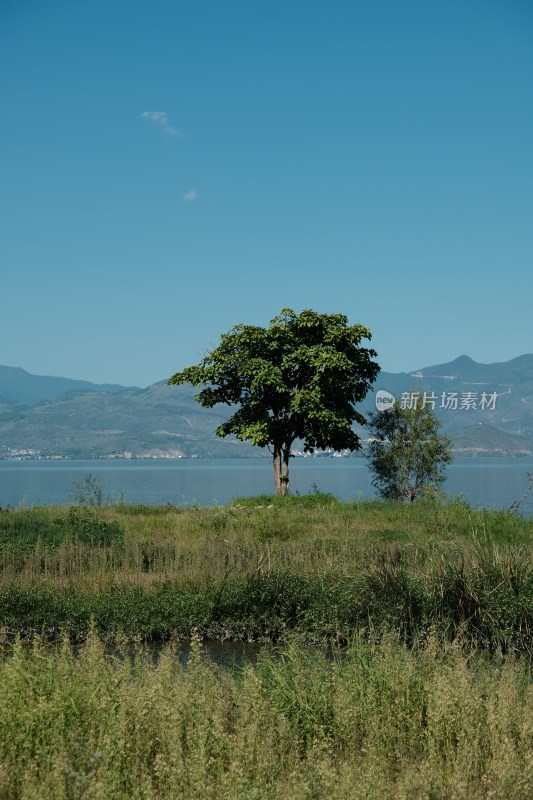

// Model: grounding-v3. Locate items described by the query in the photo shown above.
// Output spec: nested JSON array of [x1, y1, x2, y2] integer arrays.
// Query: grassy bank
[[0, 495, 533, 650], [0, 632, 532, 799], [2, 497, 533, 798]]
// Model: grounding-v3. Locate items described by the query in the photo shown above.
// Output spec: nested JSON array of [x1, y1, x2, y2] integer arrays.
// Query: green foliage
[[1, 500, 533, 654], [367, 402, 453, 502], [0, 508, 65, 553], [0, 506, 123, 554], [231, 492, 340, 510], [62, 507, 123, 547], [111, 502, 180, 516], [2, 556, 533, 652], [1, 634, 533, 799], [169, 308, 380, 493]]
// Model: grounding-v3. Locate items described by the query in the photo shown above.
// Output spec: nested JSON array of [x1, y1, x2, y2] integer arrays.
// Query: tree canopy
[[168, 308, 380, 494], [367, 401, 453, 502]]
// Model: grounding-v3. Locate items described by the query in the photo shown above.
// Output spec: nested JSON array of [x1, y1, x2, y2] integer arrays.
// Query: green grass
[[0, 496, 532, 651], [0, 632, 532, 799], [2, 497, 533, 797], [0, 506, 123, 552]]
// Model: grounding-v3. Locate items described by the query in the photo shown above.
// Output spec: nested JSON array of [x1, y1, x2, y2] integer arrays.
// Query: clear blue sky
[[1, 0, 532, 387]]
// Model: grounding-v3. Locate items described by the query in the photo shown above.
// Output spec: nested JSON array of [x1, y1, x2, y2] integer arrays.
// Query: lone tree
[[367, 401, 452, 502], [168, 308, 380, 495]]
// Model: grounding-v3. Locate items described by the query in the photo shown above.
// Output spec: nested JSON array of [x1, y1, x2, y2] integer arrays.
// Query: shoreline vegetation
[[1, 495, 533, 648], [1, 495, 533, 797]]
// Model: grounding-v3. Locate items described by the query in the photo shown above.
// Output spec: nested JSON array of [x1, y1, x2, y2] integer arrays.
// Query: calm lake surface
[[1, 457, 533, 515]]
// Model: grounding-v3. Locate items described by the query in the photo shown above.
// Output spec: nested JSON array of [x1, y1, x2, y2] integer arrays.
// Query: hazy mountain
[[450, 424, 533, 455], [1, 356, 533, 458], [362, 354, 533, 444], [0, 365, 134, 406], [0, 378, 258, 459]]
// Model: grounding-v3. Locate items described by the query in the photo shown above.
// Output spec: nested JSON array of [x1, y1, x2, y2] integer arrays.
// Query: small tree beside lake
[[367, 401, 452, 502], [168, 308, 380, 495]]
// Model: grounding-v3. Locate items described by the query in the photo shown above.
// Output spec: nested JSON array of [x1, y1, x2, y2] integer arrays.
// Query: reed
[[0, 497, 532, 651], [0, 632, 531, 799]]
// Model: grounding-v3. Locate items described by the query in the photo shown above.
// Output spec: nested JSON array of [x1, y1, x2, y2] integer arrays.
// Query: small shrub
[[70, 472, 107, 506], [231, 492, 339, 510], [62, 507, 123, 547], [0, 507, 123, 557]]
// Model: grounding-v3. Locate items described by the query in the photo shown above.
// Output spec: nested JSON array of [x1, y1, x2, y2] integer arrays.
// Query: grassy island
[[0, 496, 532, 798]]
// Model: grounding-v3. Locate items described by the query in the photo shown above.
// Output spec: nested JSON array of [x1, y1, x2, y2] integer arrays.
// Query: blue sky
[[1, 0, 532, 387]]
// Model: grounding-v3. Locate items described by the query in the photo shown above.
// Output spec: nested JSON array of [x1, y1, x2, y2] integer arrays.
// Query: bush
[[0, 507, 123, 554]]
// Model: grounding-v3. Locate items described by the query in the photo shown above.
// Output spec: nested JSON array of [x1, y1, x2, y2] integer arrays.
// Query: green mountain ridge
[[0, 365, 135, 407], [1, 356, 533, 459], [363, 353, 533, 445], [0, 379, 258, 459], [451, 423, 533, 455]]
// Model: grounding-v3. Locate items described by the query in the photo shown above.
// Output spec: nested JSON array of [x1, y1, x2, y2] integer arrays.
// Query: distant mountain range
[[0, 367, 257, 459], [0, 365, 132, 407], [364, 354, 533, 452], [1, 356, 533, 459]]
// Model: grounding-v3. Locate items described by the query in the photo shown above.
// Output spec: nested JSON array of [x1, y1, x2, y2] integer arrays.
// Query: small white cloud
[[141, 111, 182, 138], [183, 188, 197, 202]]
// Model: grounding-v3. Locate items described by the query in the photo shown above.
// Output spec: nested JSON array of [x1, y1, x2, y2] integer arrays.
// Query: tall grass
[[1, 498, 533, 649], [0, 632, 532, 799], [1, 498, 533, 797], [1, 498, 531, 589]]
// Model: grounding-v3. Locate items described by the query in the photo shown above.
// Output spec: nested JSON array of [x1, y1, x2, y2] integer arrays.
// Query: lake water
[[1, 457, 533, 515]]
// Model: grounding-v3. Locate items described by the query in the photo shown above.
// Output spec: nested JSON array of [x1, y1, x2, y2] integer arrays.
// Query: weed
[[0, 499, 532, 653], [70, 472, 107, 506], [0, 634, 533, 798]]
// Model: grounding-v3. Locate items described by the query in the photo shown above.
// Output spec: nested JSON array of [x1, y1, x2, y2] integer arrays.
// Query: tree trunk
[[273, 445, 291, 496]]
